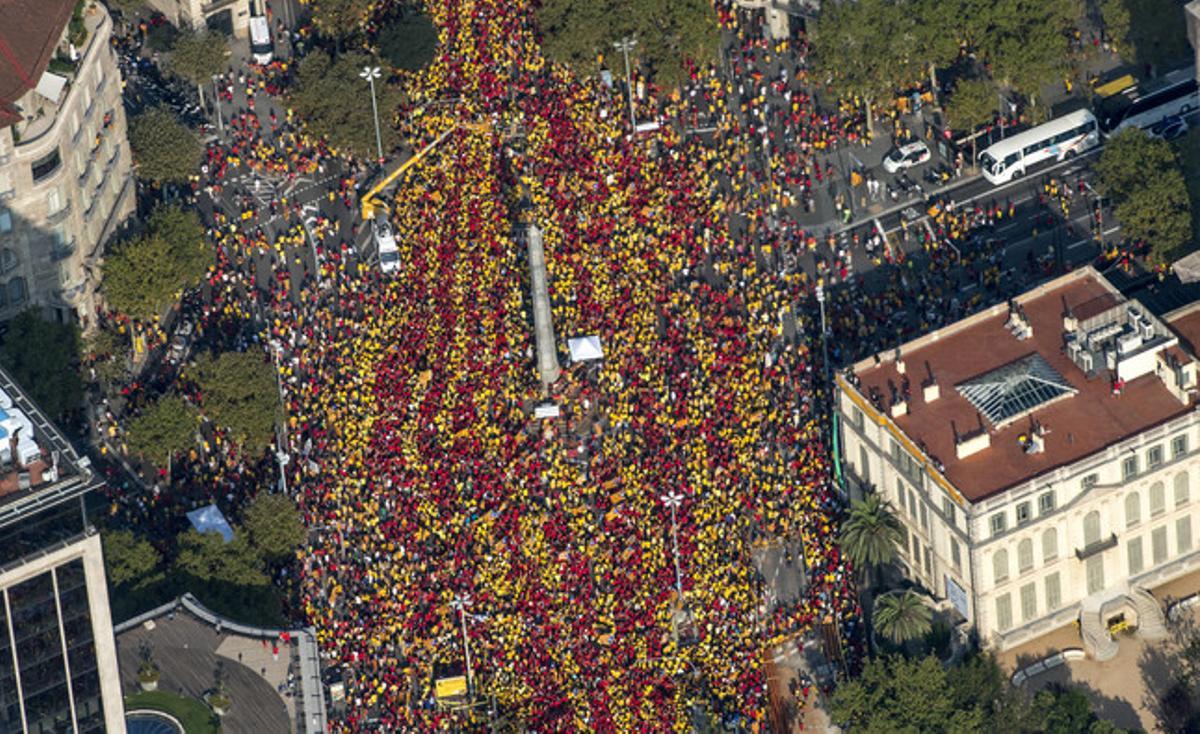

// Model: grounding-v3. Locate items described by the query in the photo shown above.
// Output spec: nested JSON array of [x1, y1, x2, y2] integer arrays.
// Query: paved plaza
[[1000, 568, 1200, 732], [116, 610, 295, 734]]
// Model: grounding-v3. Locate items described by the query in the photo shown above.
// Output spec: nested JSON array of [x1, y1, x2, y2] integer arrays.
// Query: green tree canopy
[[830, 654, 962, 732], [286, 51, 405, 159], [831, 653, 1129, 733], [166, 31, 229, 88], [148, 205, 210, 287], [1099, 0, 1133, 58], [873, 590, 932, 644], [128, 106, 202, 185], [84, 326, 127, 384], [308, 0, 373, 45], [102, 529, 163, 587], [810, 0, 919, 126], [1096, 128, 1177, 199], [986, 0, 1080, 102], [1096, 128, 1193, 263], [1104, 0, 1192, 70], [242, 492, 305, 562], [377, 12, 438, 72], [537, 0, 719, 87], [190, 351, 278, 455], [174, 528, 270, 587], [840, 493, 902, 572], [0, 310, 82, 421], [126, 395, 199, 465], [944, 78, 998, 133], [102, 205, 210, 320]]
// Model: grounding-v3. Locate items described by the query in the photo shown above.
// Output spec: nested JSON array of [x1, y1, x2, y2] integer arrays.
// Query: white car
[[1148, 115, 1188, 141], [882, 141, 932, 174], [374, 221, 400, 274]]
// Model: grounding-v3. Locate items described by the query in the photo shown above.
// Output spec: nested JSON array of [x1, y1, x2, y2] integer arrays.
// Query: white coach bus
[[1097, 69, 1198, 134], [978, 109, 1100, 185]]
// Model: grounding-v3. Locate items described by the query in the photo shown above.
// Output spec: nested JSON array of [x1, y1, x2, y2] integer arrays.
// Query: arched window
[[1125, 492, 1141, 528], [993, 549, 1009, 585], [1018, 538, 1033, 573], [1151, 481, 1166, 516], [1042, 528, 1058, 562], [1176, 471, 1190, 507], [1, 249, 17, 273], [7, 277, 25, 306], [1084, 511, 1101, 547]]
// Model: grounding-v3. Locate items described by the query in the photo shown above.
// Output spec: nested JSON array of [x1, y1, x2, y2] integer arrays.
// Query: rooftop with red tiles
[[847, 268, 1199, 503]]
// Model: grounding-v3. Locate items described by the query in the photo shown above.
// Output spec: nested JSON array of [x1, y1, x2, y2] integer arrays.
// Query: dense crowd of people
[[92, 0, 1096, 730], [274, 1, 867, 730]]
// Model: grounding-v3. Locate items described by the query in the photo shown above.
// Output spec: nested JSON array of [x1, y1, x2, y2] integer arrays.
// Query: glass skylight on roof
[[957, 354, 1076, 427]]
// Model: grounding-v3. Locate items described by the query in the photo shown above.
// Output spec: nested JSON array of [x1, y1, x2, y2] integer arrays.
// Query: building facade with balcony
[[837, 267, 1200, 661], [0, 0, 134, 328], [145, 0, 253, 38]]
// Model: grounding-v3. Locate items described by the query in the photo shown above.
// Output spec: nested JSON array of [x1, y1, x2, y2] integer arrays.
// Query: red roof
[[851, 271, 1196, 502], [0, 0, 77, 128]]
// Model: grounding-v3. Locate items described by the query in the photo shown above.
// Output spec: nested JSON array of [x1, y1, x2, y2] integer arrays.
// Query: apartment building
[[837, 267, 1200, 661], [0, 0, 134, 328], [144, 0, 253, 38], [0, 362, 123, 732]]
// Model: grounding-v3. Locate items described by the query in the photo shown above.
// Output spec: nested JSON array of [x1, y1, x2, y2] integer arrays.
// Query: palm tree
[[874, 590, 933, 645], [840, 492, 903, 586]]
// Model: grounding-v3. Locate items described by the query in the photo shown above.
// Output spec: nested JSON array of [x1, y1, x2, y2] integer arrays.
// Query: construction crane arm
[[360, 126, 458, 221]]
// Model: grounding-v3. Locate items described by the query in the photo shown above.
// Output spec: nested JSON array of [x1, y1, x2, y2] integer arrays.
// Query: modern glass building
[[0, 362, 121, 733]]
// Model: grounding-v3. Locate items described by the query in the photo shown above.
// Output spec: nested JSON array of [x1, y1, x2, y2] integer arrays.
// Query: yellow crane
[[359, 120, 492, 222]]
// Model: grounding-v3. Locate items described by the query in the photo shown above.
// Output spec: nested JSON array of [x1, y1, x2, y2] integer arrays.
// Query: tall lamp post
[[450, 593, 475, 697], [612, 36, 638, 129], [212, 74, 223, 134], [359, 66, 384, 163], [816, 284, 842, 488], [660, 491, 685, 596]]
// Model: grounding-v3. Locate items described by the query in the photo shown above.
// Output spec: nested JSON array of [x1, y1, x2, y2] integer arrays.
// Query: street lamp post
[[212, 75, 223, 134], [815, 285, 842, 488], [612, 36, 638, 129], [359, 66, 384, 163], [660, 491, 685, 596], [450, 593, 476, 697]]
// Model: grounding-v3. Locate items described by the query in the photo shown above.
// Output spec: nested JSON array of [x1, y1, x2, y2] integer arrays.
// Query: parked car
[[1148, 114, 1188, 141], [882, 140, 932, 173], [167, 320, 193, 365]]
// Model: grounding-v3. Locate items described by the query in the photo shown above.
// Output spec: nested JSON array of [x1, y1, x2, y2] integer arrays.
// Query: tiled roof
[[851, 270, 1196, 502], [0, 0, 76, 129]]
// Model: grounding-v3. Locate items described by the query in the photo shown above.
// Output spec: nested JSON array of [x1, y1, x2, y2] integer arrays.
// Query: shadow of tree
[[1137, 601, 1200, 733]]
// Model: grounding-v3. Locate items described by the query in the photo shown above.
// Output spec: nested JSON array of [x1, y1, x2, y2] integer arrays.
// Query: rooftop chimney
[[1063, 310, 1078, 332], [923, 381, 939, 402], [955, 429, 991, 460]]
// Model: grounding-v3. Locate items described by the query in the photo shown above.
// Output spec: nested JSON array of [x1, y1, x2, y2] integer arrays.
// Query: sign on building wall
[[945, 574, 970, 618]]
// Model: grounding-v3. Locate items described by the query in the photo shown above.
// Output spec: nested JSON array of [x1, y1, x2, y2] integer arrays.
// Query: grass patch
[[125, 690, 219, 733]]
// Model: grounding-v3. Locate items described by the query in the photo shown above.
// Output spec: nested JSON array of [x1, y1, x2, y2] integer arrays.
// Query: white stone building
[[0, 0, 134, 328], [143, 0, 253, 39], [837, 267, 1200, 660]]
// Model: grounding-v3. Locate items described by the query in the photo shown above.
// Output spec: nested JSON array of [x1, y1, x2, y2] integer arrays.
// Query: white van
[[374, 221, 400, 274], [249, 15, 273, 65]]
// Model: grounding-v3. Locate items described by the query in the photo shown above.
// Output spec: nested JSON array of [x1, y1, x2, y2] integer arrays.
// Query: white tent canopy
[[568, 335, 604, 362], [35, 71, 67, 104], [1174, 250, 1200, 284]]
